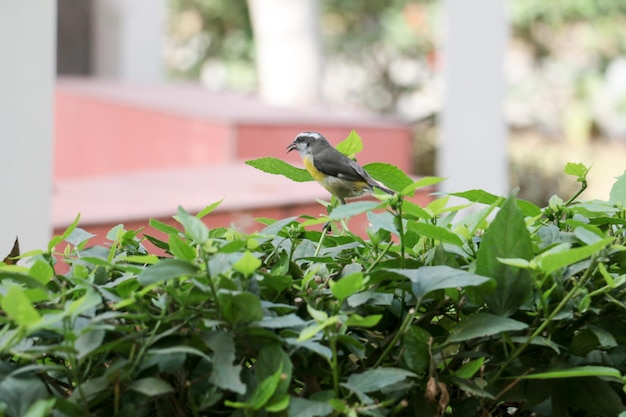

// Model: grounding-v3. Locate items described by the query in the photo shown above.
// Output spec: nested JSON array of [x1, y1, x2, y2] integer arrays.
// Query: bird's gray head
[[286, 131, 329, 157]]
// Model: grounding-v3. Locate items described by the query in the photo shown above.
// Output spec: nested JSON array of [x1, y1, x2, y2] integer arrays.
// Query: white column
[[0, 1, 56, 253], [439, 0, 508, 197], [92, 0, 165, 82], [248, 0, 322, 106]]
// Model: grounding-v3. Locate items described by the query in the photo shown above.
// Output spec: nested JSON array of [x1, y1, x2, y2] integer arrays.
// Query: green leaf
[[48, 213, 80, 251], [204, 331, 246, 394], [176, 206, 209, 243], [196, 199, 224, 218], [75, 329, 105, 360], [450, 189, 541, 217], [401, 326, 431, 374], [257, 344, 293, 394], [537, 237, 613, 274], [130, 377, 174, 397], [455, 357, 485, 379], [288, 398, 333, 417], [474, 195, 535, 316], [335, 130, 363, 157], [218, 291, 264, 324], [2, 285, 41, 326], [447, 313, 528, 343], [24, 398, 56, 417], [402, 176, 446, 195], [387, 266, 491, 300], [138, 258, 200, 285], [246, 157, 313, 182], [345, 314, 382, 327], [149, 218, 180, 235], [407, 222, 464, 246], [65, 227, 95, 247], [345, 368, 415, 393], [233, 251, 262, 277], [168, 234, 196, 261], [257, 314, 306, 329], [564, 162, 590, 179], [520, 365, 621, 380], [330, 272, 364, 302], [247, 365, 284, 410], [363, 162, 413, 192], [330, 201, 381, 220], [609, 169, 626, 206]]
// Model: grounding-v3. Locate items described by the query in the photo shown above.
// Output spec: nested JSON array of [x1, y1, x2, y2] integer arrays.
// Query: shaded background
[[53, 1, 626, 203]]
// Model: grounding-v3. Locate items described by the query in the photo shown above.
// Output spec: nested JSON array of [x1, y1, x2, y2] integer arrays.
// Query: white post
[[92, 0, 165, 82], [0, 1, 56, 253], [439, 0, 508, 197], [248, 0, 322, 106]]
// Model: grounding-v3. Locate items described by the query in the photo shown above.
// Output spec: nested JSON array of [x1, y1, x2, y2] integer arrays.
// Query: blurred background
[[57, 0, 626, 203], [3, 0, 626, 251]]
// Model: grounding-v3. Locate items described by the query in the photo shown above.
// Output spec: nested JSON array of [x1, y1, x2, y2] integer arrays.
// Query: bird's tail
[[372, 181, 394, 196]]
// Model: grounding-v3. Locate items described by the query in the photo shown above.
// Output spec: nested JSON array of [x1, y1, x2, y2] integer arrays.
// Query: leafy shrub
[[1, 135, 626, 416]]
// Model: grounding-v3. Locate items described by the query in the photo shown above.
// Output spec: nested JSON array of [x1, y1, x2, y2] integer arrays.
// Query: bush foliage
[[1, 134, 626, 417]]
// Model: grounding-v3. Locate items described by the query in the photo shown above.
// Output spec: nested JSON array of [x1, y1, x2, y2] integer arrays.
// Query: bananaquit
[[287, 132, 394, 204]]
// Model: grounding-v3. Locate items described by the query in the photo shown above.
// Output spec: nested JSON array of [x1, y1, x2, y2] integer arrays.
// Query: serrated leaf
[[137, 258, 200, 285], [204, 331, 246, 394], [336, 130, 363, 157], [447, 313, 527, 343], [609, 169, 626, 206], [246, 157, 313, 182], [363, 162, 413, 192]]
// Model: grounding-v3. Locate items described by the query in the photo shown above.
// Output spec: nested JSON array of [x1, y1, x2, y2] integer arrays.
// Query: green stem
[[373, 302, 420, 368], [329, 334, 340, 397], [314, 225, 329, 257], [490, 256, 598, 383], [565, 179, 587, 206], [365, 241, 393, 274]]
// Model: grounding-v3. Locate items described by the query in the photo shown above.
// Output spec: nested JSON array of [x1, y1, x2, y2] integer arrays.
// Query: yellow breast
[[303, 155, 326, 183]]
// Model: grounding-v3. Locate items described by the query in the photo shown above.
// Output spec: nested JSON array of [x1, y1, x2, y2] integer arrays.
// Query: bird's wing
[[313, 147, 371, 183]]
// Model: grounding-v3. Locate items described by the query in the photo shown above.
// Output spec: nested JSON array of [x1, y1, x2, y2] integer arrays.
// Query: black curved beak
[[286, 142, 296, 153]]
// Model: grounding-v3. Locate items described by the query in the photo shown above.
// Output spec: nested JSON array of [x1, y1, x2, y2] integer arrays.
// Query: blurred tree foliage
[[510, 0, 626, 64], [167, 0, 626, 115]]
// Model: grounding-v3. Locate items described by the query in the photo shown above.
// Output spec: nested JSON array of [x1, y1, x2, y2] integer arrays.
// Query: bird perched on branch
[[287, 131, 394, 204]]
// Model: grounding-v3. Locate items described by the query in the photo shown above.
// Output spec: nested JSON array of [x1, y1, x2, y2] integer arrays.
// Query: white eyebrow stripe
[[295, 131, 324, 141]]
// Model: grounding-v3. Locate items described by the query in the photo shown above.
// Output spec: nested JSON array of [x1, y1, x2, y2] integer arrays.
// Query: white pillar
[[439, 0, 508, 197], [92, 0, 165, 82], [248, 0, 322, 106], [0, 1, 56, 253]]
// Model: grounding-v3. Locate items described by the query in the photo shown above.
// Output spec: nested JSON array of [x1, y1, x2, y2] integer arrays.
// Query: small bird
[[287, 132, 394, 204]]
